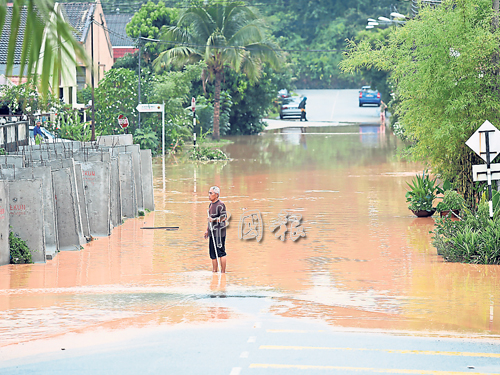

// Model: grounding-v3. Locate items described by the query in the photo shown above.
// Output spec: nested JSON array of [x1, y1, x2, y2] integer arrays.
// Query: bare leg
[[212, 259, 218, 272], [220, 256, 226, 273]]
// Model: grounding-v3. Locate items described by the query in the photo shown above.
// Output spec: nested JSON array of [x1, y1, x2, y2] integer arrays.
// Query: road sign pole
[[162, 102, 165, 192], [485, 130, 494, 218], [162, 102, 165, 158], [192, 97, 196, 146]]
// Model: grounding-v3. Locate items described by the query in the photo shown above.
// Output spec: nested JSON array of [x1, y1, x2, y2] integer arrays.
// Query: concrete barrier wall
[[52, 168, 83, 251], [118, 152, 137, 219], [2, 166, 59, 259], [1, 140, 155, 263], [109, 157, 121, 229], [79, 161, 111, 237], [8, 179, 45, 262], [140, 149, 155, 211], [74, 163, 91, 240], [0, 181, 9, 265]]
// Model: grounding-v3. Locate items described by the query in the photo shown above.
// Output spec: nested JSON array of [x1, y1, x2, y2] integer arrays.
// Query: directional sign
[[118, 114, 129, 128], [136, 104, 163, 113], [466, 120, 500, 163], [472, 163, 500, 182]]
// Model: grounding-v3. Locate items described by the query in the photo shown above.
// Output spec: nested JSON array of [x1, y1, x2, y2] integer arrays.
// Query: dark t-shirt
[[207, 200, 227, 238]]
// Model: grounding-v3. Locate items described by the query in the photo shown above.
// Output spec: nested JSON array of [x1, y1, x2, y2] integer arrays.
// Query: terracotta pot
[[411, 209, 436, 217]]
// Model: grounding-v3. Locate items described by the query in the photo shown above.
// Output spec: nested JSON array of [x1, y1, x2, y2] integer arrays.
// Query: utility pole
[[90, 9, 96, 142], [138, 38, 142, 129]]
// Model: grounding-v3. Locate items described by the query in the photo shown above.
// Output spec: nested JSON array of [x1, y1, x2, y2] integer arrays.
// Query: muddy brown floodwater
[[1, 124, 500, 351]]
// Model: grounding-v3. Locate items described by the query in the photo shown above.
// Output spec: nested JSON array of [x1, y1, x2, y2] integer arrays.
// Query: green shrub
[[9, 231, 32, 264], [188, 146, 228, 161], [405, 170, 442, 212], [436, 190, 465, 213], [432, 201, 500, 264]]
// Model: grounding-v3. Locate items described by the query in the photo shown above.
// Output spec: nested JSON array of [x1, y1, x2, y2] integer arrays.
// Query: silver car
[[279, 97, 302, 119]]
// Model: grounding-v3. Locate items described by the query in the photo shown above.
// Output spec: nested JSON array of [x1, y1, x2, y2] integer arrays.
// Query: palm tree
[[154, 2, 282, 140], [0, 1, 85, 98]]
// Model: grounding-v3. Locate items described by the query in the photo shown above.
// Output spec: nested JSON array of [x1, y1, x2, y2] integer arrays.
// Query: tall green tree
[[153, 2, 282, 140], [340, 0, 500, 205]]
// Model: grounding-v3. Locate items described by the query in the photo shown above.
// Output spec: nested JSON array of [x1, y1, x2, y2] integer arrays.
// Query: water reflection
[[2, 125, 500, 348]]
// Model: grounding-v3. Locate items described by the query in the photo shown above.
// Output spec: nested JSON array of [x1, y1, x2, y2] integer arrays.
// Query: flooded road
[[2, 124, 500, 362]]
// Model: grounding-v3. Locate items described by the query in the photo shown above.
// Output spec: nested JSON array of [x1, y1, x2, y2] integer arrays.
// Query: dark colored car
[[279, 97, 302, 119], [359, 86, 381, 107]]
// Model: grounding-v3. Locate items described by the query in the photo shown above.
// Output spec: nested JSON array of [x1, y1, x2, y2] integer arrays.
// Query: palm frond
[[245, 41, 283, 70], [1, 1, 86, 100]]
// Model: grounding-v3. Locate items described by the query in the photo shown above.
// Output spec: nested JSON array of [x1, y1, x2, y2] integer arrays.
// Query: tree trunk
[[212, 70, 222, 141]]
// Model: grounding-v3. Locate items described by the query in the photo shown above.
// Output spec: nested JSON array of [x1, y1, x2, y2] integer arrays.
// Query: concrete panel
[[0, 181, 9, 266], [74, 163, 91, 240], [1, 166, 59, 259], [66, 160, 86, 246], [110, 157, 121, 229], [79, 161, 111, 237], [52, 168, 82, 251], [96, 134, 133, 146], [112, 145, 143, 211], [0, 155, 24, 168], [140, 149, 155, 211], [118, 152, 136, 219], [8, 179, 45, 262]]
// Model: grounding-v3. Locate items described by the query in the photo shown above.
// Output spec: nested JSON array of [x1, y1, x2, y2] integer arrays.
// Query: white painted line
[[253, 322, 262, 329], [240, 351, 249, 358], [247, 336, 256, 343], [229, 367, 241, 375]]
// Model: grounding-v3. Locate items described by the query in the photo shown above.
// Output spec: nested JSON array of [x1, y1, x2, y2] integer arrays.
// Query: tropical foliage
[[405, 171, 443, 212], [341, 0, 500, 206], [93, 68, 138, 135], [154, 2, 282, 139], [433, 192, 500, 264]]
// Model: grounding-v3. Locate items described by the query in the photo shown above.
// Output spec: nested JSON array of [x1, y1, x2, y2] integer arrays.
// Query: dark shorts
[[209, 236, 226, 259]]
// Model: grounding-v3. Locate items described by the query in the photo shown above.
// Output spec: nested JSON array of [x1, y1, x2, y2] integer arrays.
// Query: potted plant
[[436, 190, 465, 218], [405, 170, 441, 217]]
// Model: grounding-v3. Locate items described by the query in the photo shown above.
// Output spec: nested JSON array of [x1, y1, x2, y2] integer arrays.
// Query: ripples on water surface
[[1, 125, 500, 346]]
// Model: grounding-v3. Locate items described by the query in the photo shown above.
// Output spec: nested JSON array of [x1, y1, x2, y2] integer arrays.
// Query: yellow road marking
[[250, 363, 500, 374], [259, 345, 500, 358]]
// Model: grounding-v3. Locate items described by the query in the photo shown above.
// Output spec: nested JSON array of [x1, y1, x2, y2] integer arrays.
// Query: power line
[[93, 21, 343, 54]]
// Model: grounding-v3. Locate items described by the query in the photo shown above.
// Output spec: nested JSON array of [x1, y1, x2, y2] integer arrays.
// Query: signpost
[[136, 103, 166, 191], [466, 120, 500, 218], [192, 97, 196, 146]]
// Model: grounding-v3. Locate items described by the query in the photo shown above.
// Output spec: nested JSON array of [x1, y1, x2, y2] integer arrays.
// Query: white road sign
[[472, 163, 500, 182], [466, 120, 500, 163], [136, 103, 164, 113]]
